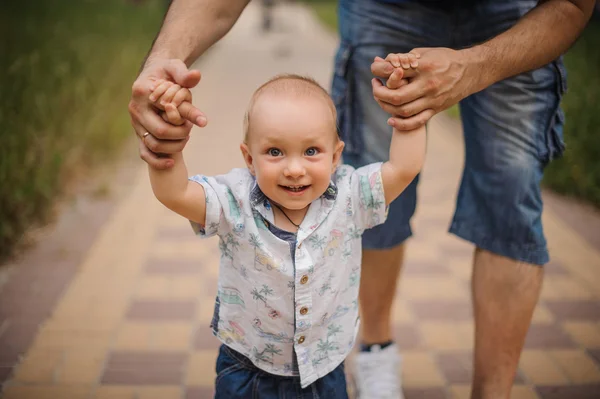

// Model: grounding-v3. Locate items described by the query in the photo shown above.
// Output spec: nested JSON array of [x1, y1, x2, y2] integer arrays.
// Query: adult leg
[[452, 37, 566, 397], [333, 0, 448, 348], [333, 1, 451, 397], [470, 249, 543, 399], [359, 244, 406, 345]]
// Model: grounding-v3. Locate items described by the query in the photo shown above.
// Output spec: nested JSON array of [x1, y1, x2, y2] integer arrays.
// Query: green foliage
[[305, 0, 338, 31], [0, 0, 165, 261], [543, 18, 600, 207]]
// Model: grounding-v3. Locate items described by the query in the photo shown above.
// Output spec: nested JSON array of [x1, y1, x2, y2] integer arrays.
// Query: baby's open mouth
[[281, 185, 309, 192]]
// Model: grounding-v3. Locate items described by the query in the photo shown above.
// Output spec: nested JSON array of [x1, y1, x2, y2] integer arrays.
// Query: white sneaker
[[353, 344, 404, 399]]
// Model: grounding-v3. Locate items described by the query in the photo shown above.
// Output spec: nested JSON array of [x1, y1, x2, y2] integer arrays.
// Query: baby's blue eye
[[268, 148, 282, 156], [305, 148, 319, 156]]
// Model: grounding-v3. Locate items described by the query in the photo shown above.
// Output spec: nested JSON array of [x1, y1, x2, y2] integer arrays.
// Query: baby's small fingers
[[386, 68, 405, 89], [172, 88, 192, 107], [399, 54, 411, 69], [149, 81, 171, 103], [149, 78, 165, 92], [374, 56, 386, 63], [409, 50, 421, 59], [159, 84, 181, 106], [385, 53, 401, 68], [407, 53, 419, 68], [165, 103, 185, 126]]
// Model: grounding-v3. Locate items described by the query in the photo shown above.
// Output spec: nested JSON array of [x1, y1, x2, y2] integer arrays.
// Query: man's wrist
[[144, 50, 176, 70], [460, 45, 497, 96]]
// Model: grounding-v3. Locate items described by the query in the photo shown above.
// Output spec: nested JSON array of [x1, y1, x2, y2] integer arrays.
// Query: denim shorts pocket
[[545, 58, 568, 162], [331, 42, 358, 153]]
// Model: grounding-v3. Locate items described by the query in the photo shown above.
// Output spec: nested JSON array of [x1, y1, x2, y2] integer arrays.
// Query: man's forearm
[[465, 0, 595, 92], [145, 0, 250, 67]]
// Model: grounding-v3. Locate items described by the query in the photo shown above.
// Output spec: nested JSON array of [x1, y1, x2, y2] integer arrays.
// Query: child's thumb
[[164, 60, 201, 89]]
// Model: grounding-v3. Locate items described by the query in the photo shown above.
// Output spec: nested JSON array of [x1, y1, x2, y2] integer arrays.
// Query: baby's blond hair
[[243, 74, 338, 141]]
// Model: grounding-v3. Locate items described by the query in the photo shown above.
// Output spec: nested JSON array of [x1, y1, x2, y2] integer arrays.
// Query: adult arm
[[371, 0, 597, 130], [145, 0, 251, 66], [130, 0, 251, 169]]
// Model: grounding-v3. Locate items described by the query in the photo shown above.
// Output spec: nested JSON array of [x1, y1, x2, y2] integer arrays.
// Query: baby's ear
[[240, 143, 255, 175], [332, 140, 345, 172]]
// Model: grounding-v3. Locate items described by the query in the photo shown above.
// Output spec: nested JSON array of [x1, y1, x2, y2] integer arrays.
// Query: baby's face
[[241, 94, 343, 212]]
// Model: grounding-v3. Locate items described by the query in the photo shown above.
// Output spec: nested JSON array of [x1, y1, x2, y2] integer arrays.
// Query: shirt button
[[300, 307, 308, 315], [300, 275, 308, 284], [298, 336, 305, 344]]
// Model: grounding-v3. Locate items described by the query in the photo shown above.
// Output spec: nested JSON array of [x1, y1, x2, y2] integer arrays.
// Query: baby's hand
[[149, 79, 192, 126], [373, 52, 419, 90], [385, 52, 420, 70]]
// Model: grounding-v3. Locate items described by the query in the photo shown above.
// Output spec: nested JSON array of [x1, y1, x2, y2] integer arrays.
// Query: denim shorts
[[214, 344, 349, 399], [332, 0, 567, 265]]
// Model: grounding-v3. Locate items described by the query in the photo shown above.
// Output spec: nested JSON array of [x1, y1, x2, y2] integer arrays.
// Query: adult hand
[[371, 47, 480, 130], [129, 58, 207, 169]]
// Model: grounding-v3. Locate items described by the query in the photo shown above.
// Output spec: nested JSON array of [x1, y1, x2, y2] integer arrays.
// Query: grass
[[543, 18, 600, 206], [308, 2, 338, 32], [0, 0, 166, 261]]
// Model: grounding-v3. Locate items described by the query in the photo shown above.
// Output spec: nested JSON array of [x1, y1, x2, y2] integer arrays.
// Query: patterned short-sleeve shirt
[[189, 163, 387, 388]]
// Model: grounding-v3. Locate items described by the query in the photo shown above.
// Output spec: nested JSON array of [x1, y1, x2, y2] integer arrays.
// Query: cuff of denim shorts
[[449, 221, 549, 265]]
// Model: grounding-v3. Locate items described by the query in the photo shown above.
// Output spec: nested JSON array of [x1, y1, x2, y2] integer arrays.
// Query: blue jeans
[[332, 0, 566, 265], [214, 345, 349, 399]]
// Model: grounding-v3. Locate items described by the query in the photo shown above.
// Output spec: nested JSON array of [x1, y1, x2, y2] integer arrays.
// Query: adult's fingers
[[178, 102, 208, 127], [386, 69, 406, 89], [142, 131, 190, 154], [372, 78, 399, 115], [372, 77, 425, 106], [138, 139, 174, 170], [375, 96, 431, 118], [374, 96, 402, 118], [131, 100, 192, 140], [164, 59, 202, 88], [159, 110, 186, 127], [131, 118, 149, 141], [371, 60, 395, 79], [165, 103, 185, 126], [388, 108, 436, 131], [391, 98, 431, 118], [371, 60, 418, 79]]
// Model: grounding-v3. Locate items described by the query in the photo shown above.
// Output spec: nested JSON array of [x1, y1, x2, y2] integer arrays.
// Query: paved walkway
[[1, 3, 600, 399]]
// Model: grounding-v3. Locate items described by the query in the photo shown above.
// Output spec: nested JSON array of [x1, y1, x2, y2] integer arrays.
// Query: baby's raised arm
[[376, 54, 427, 205], [147, 82, 207, 226]]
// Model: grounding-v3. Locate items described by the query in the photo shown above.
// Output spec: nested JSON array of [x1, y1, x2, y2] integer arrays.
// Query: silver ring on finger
[[142, 132, 151, 141]]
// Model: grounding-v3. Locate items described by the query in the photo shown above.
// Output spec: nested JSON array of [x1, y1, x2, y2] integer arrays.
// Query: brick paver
[[2, 3, 600, 399]]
